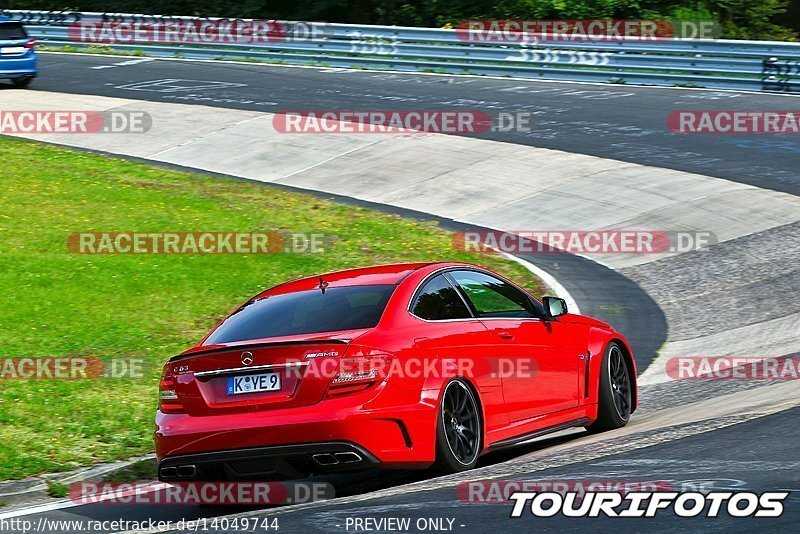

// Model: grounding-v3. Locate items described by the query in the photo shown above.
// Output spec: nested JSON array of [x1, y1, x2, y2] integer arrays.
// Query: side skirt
[[486, 416, 592, 451]]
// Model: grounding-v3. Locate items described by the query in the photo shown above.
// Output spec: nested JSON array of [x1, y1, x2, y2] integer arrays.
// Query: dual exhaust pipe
[[160, 451, 364, 479], [311, 451, 363, 466], [159, 464, 197, 480]]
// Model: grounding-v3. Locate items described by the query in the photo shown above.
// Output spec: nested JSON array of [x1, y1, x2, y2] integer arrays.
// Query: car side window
[[411, 275, 472, 320], [447, 270, 537, 319]]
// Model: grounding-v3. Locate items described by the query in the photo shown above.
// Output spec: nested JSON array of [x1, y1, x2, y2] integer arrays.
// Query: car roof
[[254, 261, 472, 297]]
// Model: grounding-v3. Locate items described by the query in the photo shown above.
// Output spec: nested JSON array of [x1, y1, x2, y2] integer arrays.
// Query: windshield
[[204, 285, 396, 344]]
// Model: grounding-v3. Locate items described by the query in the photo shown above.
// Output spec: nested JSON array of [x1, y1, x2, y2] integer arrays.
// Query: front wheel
[[586, 342, 632, 433], [433, 379, 481, 473]]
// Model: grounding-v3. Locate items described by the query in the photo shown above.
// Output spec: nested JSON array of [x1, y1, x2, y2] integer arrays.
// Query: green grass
[[0, 137, 545, 480], [103, 459, 157, 482], [45, 480, 68, 498], [39, 44, 150, 57]]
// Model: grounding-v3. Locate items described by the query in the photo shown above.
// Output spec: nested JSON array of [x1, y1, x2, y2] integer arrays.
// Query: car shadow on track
[[205, 428, 588, 516]]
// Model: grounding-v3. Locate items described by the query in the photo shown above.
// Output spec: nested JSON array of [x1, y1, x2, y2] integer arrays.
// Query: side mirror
[[542, 296, 568, 318]]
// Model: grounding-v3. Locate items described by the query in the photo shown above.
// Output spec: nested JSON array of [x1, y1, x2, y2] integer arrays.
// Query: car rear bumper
[[155, 391, 438, 476], [0, 55, 37, 78], [158, 442, 380, 481]]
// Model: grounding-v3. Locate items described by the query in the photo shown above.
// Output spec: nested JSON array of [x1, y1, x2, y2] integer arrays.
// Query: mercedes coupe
[[155, 262, 637, 481]]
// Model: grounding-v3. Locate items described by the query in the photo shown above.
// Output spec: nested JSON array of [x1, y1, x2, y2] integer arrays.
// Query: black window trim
[[407, 266, 546, 322]]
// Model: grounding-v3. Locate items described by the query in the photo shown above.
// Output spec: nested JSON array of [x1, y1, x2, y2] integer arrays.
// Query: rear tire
[[11, 77, 32, 88], [433, 379, 481, 473], [586, 342, 632, 433]]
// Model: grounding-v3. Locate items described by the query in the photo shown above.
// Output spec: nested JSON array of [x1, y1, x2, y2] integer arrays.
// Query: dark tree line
[[3, 1, 797, 39]]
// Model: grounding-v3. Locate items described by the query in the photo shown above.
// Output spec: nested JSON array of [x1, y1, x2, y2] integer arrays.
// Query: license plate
[[226, 372, 281, 395], [1, 47, 25, 55]]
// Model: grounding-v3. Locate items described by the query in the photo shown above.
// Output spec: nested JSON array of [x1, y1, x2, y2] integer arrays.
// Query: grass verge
[[0, 137, 545, 480]]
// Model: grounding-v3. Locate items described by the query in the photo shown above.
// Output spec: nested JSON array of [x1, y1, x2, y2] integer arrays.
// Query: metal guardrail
[[4, 10, 800, 92]]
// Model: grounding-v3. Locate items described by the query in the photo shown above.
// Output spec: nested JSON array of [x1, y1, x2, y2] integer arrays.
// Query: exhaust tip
[[177, 464, 197, 478], [159, 466, 178, 479], [334, 452, 362, 464], [311, 453, 338, 466]]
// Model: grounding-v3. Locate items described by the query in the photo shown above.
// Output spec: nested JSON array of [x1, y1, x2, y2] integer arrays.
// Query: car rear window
[[0, 23, 28, 40], [204, 285, 396, 344]]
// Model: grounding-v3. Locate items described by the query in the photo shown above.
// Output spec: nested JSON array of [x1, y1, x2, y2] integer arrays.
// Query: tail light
[[159, 364, 184, 413], [24, 38, 35, 49], [326, 353, 392, 397]]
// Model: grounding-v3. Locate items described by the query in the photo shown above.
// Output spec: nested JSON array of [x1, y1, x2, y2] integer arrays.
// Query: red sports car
[[155, 262, 636, 480]]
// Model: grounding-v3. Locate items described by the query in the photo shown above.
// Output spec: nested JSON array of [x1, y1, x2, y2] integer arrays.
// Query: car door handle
[[497, 331, 514, 340]]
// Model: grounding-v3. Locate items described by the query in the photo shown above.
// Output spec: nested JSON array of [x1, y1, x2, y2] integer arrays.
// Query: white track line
[[0, 483, 168, 520], [0, 500, 80, 520]]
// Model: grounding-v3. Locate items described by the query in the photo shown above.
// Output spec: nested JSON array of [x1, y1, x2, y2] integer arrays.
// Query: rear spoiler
[[169, 339, 351, 362]]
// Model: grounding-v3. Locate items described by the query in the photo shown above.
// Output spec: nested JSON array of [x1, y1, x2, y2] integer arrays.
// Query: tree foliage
[[2, 0, 795, 39]]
